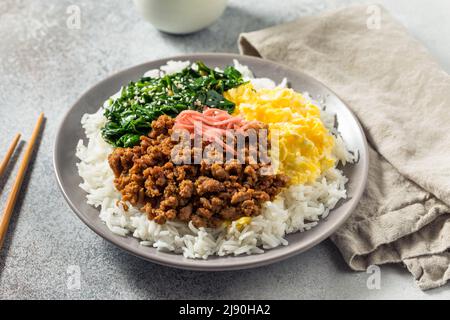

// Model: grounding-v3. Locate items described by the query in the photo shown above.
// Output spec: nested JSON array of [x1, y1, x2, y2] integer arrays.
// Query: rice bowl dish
[[75, 60, 356, 259]]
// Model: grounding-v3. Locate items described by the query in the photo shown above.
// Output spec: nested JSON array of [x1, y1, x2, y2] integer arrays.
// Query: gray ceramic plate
[[54, 53, 369, 271]]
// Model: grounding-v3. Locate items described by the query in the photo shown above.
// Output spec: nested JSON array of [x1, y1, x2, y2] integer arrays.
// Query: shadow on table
[[0, 141, 24, 196], [0, 118, 46, 277], [106, 237, 450, 298], [157, 5, 275, 53], [105, 238, 354, 299]]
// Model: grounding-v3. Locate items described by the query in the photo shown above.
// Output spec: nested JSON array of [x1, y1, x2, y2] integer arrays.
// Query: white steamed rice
[[76, 60, 355, 259]]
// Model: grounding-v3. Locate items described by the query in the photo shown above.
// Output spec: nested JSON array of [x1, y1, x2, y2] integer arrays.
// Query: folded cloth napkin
[[238, 5, 450, 290]]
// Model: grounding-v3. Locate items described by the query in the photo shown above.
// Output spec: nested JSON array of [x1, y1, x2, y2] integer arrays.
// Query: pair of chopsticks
[[0, 113, 44, 249]]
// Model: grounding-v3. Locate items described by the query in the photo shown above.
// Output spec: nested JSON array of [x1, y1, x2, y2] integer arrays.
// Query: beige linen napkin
[[238, 5, 450, 290]]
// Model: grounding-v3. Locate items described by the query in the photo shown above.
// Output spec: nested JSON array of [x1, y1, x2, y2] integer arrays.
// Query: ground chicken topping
[[108, 115, 289, 228]]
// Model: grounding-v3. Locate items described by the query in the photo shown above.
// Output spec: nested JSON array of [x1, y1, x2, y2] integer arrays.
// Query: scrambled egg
[[224, 83, 335, 185], [235, 217, 252, 231], [222, 216, 252, 231]]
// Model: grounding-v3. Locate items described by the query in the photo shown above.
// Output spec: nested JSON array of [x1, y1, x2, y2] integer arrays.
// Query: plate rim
[[53, 52, 369, 271]]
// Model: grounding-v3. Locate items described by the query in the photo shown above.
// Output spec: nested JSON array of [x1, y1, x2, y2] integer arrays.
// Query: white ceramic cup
[[133, 0, 228, 34]]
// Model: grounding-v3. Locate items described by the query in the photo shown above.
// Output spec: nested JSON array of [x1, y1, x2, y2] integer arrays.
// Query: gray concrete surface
[[0, 0, 449, 299]]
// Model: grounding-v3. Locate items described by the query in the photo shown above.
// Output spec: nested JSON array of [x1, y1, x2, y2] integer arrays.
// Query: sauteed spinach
[[101, 61, 245, 148]]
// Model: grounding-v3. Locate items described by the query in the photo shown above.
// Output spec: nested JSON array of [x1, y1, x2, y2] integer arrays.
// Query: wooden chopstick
[[0, 113, 44, 249], [0, 133, 21, 178]]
